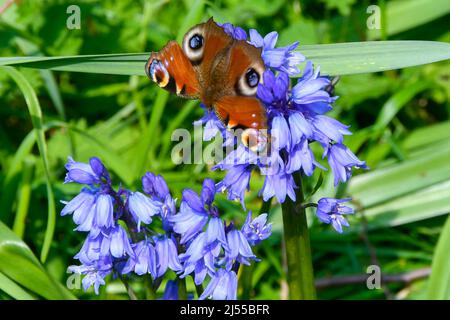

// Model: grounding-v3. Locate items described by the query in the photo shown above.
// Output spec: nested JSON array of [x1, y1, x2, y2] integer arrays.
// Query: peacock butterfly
[[145, 18, 268, 151]]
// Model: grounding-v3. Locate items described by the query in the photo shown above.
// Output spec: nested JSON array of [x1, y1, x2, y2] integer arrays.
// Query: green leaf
[[402, 120, 450, 151], [362, 180, 450, 229], [299, 41, 450, 76], [0, 221, 76, 300], [0, 272, 35, 300], [349, 140, 450, 208], [1, 66, 56, 263], [0, 41, 449, 76], [12, 157, 34, 238], [428, 215, 450, 299], [368, 0, 450, 40]]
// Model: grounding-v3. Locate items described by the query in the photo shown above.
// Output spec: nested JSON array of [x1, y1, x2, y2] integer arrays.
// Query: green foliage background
[[0, 0, 449, 300]]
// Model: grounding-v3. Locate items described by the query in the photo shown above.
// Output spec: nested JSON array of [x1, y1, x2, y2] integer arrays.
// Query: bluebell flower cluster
[[62, 157, 271, 299], [315, 197, 354, 233], [197, 23, 366, 232]]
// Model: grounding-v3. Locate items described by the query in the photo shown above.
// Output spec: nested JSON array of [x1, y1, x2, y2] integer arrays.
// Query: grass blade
[[0, 221, 75, 300], [0, 41, 448, 76], [1, 66, 56, 263], [427, 215, 450, 299], [0, 272, 35, 300]]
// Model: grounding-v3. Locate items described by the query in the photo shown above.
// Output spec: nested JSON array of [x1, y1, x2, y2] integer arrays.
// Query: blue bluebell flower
[[61, 189, 96, 226], [291, 62, 336, 108], [326, 143, 368, 186], [249, 29, 304, 76], [122, 240, 157, 277], [127, 191, 161, 228], [241, 212, 272, 246], [102, 224, 134, 258], [170, 179, 218, 244], [142, 172, 170, 202], [64, 157, 100, 185], [224, 227, 257, 269], [142, 172, 176, 231], [216, 164, 252, 210], [260, 171, 296, 203], [199, 269, 238, 300], [74, 232, 103, 264], [68, 255, 113, 294], [154, 235, 183, 277], [316, 197, 354, 233], [92, 193, 115, 230], [219, 23, 247, 41]]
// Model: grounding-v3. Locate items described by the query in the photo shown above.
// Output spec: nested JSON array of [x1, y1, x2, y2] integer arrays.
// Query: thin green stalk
[[195, 283, 204, 299], [281, 174, 316, 300], [145, 275, 157, 300], [12, 157, 34, 238], [178, 278, 188, 300], [2, 66, 56, 263]]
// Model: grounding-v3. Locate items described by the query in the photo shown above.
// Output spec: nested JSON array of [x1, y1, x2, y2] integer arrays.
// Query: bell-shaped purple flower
[[93, 193, 115, 230], [326, 143, 367, 186], [216, 165, 252, 210], [154, 236, 183, 277], [220, 22, 247, 41], [61, 189, 96, 226], [199, 269, 238, 300], [225, 228, 257, 269], [122, 240, 157, 277], [316, 197, 354, 233], [291, 61, 335, 107], [249, 29, 304, 75], [241, 211, 272, 246], [64, 157, 100, 185], [289, 112, 313, 143], [271, 115, 291, 151], [74, 232, 103, 264], [286, 138, 321, 176], [142, 172, 170, 202], [100, 224, 134, 258], [69, 259, 112, 295], [312, 115, 352, 145], [260, 172, 296, 203], [178, 225, 226, 285], [127, 191, 161, 227], [170, 179, 219, 244], [89, 157, 110, 183]]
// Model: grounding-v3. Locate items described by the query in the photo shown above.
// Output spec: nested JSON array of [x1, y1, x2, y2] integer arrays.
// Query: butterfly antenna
[[325, 76, 340, 95]]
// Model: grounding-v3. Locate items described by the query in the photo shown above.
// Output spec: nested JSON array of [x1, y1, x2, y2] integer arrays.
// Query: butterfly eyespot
[[189, 34, 203, 50], [183, 26, 205, 62], [237, 67, 263, 96], [148, 59, 170, 88], [246, 68, 260, 88]]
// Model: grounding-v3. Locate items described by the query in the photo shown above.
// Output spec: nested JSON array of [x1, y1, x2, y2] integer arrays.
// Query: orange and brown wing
[[145, 41, 201, 99], [213, 40, 267, 130], [215, 96, 267, 130]]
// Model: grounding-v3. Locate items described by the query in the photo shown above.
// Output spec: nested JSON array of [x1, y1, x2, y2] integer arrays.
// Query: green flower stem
[[178, 278, 188, 300], [281, 174, 316, 300]]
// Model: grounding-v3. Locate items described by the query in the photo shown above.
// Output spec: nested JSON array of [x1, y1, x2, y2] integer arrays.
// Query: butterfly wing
[[145, 41, 201, 99], [213, 40, 267, 130], [215, 96, 266, 129]]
